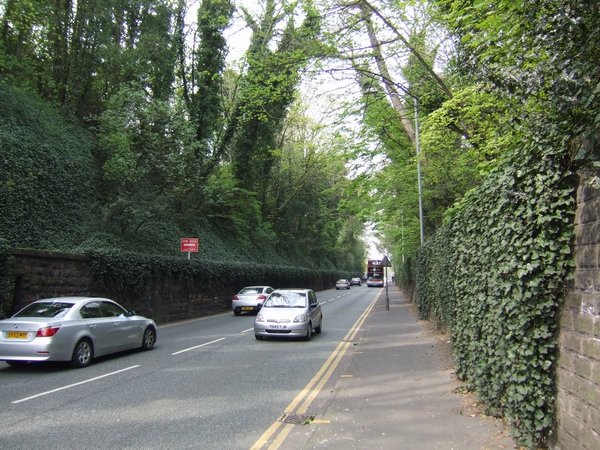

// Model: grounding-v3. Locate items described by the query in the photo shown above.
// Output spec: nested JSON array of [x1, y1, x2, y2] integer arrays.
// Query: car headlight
[[256, 313, 264, 322], [293, 314, 306, 323]]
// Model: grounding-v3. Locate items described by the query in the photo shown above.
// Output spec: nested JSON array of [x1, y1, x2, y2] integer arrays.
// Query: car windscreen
[[239, 287, 263, 294], [13, 302, 74, 318], [264, 292, 307, 308]]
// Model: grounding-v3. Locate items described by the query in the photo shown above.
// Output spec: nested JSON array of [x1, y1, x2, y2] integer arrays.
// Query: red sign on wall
[[180, 238, 198, 253]]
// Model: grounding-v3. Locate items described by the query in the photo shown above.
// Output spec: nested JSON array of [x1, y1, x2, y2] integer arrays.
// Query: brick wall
[[554, 174, 600, 449]]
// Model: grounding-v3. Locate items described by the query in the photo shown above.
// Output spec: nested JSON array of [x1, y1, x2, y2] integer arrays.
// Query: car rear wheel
[[71, 338, 93, 368], [142, 327, 156, 351], [6, 360, 28, 367]]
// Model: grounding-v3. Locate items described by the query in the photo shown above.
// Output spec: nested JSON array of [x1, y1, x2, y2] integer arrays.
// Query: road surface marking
[[171, 337, 226, 355], [250, 291, 381, 450], [12, 365, 139, 404]]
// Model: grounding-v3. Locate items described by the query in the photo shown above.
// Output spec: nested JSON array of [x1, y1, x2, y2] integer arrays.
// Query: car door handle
[[113, 323, 120, 327], [89, 324, 97, 329]]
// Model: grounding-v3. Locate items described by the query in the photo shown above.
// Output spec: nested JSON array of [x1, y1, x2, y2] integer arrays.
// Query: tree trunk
[[361, 4, 416, 144]]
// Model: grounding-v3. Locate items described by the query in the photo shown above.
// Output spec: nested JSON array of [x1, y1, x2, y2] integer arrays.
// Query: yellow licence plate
[[7, 332, 28, 339], [242, 307, 254, 311]]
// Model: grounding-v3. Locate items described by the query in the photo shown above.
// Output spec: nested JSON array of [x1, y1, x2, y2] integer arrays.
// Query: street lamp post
[[381, 255, 391, 310], [414, 98, 425, 245]]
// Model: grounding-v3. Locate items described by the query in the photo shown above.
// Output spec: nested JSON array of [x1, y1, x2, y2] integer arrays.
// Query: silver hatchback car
[[254, 289, 323, 340]]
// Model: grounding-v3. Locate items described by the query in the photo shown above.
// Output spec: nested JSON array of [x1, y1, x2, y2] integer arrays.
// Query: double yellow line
[[250, 291, 381, 450]]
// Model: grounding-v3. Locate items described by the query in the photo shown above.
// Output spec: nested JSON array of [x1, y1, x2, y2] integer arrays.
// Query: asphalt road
[[0, 285, 378, 450]]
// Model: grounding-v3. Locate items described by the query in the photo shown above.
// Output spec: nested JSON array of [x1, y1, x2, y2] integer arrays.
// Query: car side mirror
[[126, 311, 135, 317]]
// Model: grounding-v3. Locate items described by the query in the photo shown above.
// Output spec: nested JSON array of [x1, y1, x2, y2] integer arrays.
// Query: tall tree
[[190, 0, 234, 170], [220, 0, 321, 219]]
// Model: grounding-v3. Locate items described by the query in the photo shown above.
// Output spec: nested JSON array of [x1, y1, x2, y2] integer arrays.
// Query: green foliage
[[400, 3, 600, 445], [226, 1, 321, 199], [89, 248, 348, 300], [0, 236, 13, 317], [0, 0, 365, 275], [435, 0, 600, 160], [409, 141, 576, 447], [0, 83, 100, 249], [189, 0, 234, 173], [417, 85, 513, 228]]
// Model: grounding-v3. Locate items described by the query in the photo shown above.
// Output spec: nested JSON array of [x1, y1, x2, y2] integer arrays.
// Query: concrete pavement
[[284, 285, 516, 450]]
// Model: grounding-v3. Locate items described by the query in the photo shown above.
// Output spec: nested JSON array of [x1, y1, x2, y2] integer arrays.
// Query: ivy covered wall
[[403, 143, 577, 447], [3, 248, 347, 324]]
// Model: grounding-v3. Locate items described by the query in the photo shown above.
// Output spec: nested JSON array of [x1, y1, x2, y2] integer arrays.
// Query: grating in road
[[278, 413, 315, 425]]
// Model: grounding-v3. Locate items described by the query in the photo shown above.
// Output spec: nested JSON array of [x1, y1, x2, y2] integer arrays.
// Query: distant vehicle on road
[[232, 286, 274, 316], [367, 276, 384, 287], [350, 277, 362, 286], [335, 279, 350, 290], [254, 289, 322, 340], [0, 297, 156, 368], [366, 259, 385, 287]]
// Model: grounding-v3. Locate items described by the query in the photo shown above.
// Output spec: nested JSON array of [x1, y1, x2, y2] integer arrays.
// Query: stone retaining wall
[[10, 249, 102, 310], [554, 175, 600, 449], [7, 249, 233, 324]]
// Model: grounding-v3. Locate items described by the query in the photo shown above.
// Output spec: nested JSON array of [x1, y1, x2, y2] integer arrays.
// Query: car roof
[[31, 297, 114, 305], [272, 288, 311, 293]]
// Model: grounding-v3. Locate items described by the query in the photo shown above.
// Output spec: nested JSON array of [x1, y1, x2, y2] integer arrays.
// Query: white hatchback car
[[335, 279, 350, 290], [232, 286, 274, 316], [254, 289, 322, 341]]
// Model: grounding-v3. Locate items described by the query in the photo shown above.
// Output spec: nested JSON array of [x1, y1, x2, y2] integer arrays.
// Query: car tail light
[[232, 295, 239, 301], [257, 295, 267, 300], [36, 326, 61, 337]]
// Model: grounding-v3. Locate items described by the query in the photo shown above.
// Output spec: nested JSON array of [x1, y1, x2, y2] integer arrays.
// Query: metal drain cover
[[278, 413, 315, 425]]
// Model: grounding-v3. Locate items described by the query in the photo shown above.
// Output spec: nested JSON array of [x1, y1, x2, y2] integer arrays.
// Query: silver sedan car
[[0, 297, 157, 368], [254, 289, 323, 340]]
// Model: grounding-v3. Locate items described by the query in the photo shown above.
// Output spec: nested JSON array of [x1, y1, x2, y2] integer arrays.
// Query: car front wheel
[[142, 327, 156, 350], [304, 323, 312, 341], [314, 317, 322, 334]]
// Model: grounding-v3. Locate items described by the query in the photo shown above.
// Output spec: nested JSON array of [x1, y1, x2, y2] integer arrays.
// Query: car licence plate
[[268, 325, 287, 330], [7, 332, 28, 339], [242, 306, 254, 311]]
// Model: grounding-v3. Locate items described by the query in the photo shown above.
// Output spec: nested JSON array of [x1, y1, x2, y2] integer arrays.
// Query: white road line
[[242, 328, 253, 333], [171, 337, 226, 355], [12, 365, 139, 404]]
